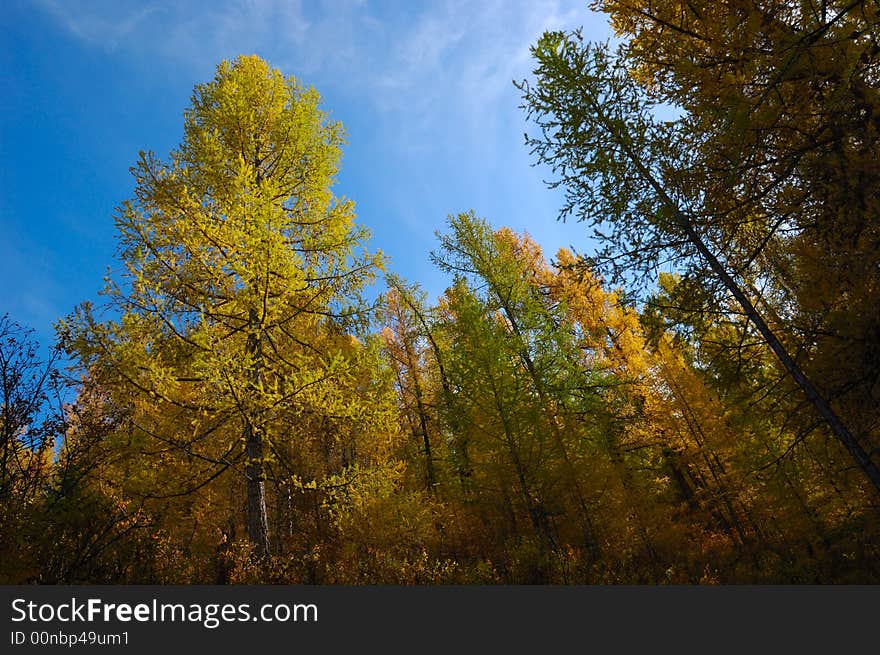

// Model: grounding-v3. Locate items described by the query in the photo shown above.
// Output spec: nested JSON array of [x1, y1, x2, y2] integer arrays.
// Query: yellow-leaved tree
[[61, 55, 389, 563]]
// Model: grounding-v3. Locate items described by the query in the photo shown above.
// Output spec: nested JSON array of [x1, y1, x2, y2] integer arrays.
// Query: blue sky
[[1, 0, 612, 347]]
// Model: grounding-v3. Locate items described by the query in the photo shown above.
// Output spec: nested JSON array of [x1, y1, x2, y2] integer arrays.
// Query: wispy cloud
[[32, 0, 161, 51], [28, 0, 610, 298], [30, 0, 596, 122]]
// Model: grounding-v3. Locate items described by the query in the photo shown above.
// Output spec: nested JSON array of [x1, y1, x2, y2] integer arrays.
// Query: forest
[[2, 0, 879, 584]]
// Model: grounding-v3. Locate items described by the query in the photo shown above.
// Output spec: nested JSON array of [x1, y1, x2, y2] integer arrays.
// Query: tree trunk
[[402, 333, 436, 490], [244, 425, 270, 557], [245, 307, 270, 558], [679, 219, 880, 495]]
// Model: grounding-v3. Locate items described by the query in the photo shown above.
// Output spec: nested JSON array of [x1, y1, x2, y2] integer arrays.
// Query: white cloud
[[33, 0, 162, 51], [29, 0, 611, 294], [30, 0, 599, 121]]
